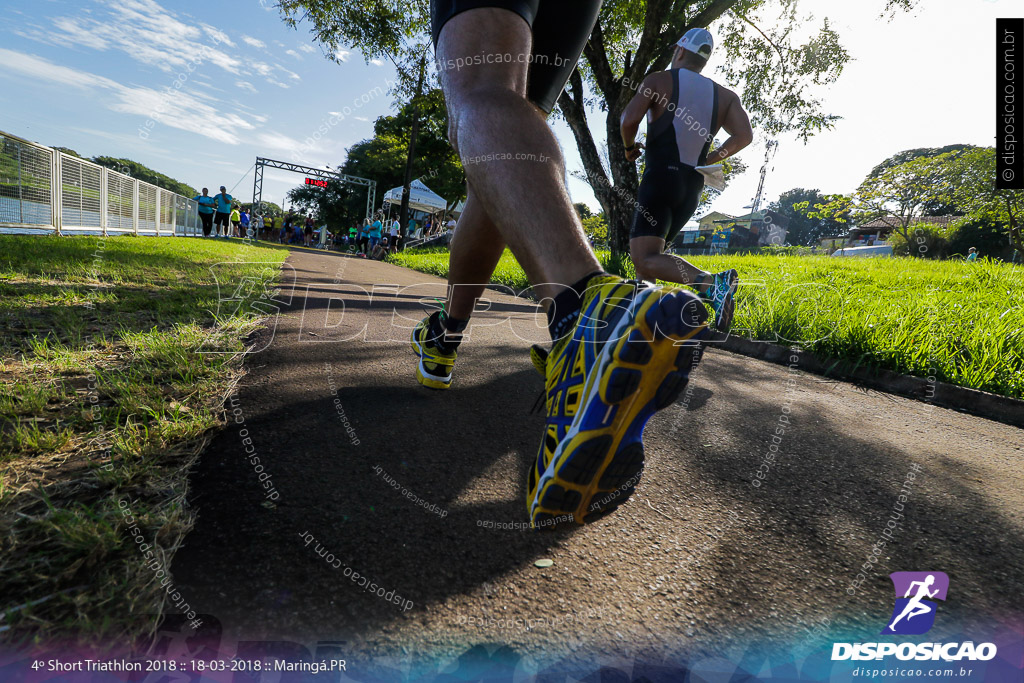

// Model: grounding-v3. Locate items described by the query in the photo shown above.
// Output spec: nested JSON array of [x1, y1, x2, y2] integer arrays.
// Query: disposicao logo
[[832, 571, 998, 662], [882, 571, 949, 635]]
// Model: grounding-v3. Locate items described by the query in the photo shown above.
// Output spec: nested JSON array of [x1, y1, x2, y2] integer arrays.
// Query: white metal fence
[[1, 129, 203, 237]]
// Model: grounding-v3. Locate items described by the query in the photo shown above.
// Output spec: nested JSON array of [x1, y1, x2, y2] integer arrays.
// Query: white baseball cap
[[677, 28, 714, 60]]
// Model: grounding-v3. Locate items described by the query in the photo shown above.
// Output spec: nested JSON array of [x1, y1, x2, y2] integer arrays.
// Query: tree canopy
[[287, 89, 463, 226], [769, 187, 845, 245], [273, 0, 916, 252]]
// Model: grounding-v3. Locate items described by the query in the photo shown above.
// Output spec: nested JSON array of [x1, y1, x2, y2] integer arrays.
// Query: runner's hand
[[624, 142, 645, 162]]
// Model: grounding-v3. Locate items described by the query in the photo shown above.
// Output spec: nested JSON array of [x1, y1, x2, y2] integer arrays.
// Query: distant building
[[713, 210, 790, 248], [851, 215, 959, 245], [671, 211, 734, 247]]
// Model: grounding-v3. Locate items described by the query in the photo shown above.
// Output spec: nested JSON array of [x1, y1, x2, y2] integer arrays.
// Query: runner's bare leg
[[630, 236, 711, 293], [437, 8, 601, 305], [445, 189, 505, 320]]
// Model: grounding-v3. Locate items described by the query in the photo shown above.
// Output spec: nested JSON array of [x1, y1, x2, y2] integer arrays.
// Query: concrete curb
[[475, 282, 1024, 429], [715, 336, 1024, 429]]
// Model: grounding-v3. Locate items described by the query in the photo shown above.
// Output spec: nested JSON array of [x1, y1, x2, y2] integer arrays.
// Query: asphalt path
[[172, 248, 1024, 675]]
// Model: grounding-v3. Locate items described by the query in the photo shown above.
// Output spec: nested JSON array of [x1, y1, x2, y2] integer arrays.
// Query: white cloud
[[285, 49, 300, 59], [250, 62, 274, 77], [201, 24, 235, 48], [370, 58, 385, 67], [334, 50, 350, 62], [236, 80, 258, 94], [242, 35, 266, 49], [298, 44, 316, 54], [27, 0, 253, 79], [276, 65, 302, 81], [0, 48, 257, 145], [256, 131, 305, 153], [0, 48, 121, 90]]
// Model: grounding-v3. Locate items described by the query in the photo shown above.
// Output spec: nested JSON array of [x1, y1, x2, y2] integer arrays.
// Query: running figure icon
[[882, 571, 949, 635], [888, 574, 939, 631]]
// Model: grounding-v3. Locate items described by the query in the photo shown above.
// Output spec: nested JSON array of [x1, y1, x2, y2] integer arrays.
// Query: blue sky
[[0, 0, 1011, 217]]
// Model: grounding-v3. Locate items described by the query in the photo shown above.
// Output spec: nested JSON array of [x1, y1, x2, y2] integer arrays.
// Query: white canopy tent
[[383, 179, 448, 213]]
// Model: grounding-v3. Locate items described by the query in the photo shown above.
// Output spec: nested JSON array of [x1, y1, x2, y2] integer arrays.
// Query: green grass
[[388, 249, 1024, 399], [0, 234, 289, 645]]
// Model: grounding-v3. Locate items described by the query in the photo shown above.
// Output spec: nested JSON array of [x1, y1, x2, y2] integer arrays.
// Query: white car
[[831, 244, 893, 258]]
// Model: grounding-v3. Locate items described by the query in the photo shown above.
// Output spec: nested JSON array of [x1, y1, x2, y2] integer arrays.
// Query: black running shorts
[[214, 211, 230, 228], [630, 165, 705, 244], [431, 0, 602, 114]]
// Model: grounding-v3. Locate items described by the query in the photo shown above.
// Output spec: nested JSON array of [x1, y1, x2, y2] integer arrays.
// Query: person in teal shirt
[[193, 188, 216, 237], [966, 247, 978, 262], [213, 185, 232, 237], [369, 216, 383, 250]]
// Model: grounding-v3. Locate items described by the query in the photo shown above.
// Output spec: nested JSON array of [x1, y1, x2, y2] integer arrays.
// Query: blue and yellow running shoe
[[411, 312, 457, 390], [704, 268, 738, 334], [527, 276, 709, 529]]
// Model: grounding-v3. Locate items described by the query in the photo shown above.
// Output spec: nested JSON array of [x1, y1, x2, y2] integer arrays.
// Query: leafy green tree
[[582, 214, 608, 244], [946, 147, 1024, 256], [574, 202, 594, 220], [288, 90, 463, 226], [274, 0, 915, 254], [867, 144, 979, 215], [52, 147, 82, 158], [771, 187, 844, 245], [812, 153, 955, 255], [243, 201, 282, 217]]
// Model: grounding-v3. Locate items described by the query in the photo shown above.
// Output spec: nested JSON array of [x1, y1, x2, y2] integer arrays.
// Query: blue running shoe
[[527, 276, 709, 529], [705, 269, 738, 334]]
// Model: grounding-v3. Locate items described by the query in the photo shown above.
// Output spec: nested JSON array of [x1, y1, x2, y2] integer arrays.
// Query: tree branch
[[733, 11, 789, 81], [582, 22, 616, 96]]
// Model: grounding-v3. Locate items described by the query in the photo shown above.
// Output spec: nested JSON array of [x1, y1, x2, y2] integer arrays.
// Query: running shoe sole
[[530, 287, 706, 527], [410, 327, 454, 390]]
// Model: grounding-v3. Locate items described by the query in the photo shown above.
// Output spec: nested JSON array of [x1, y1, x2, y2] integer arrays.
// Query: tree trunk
[[605, 106, 639, 255], [557, 68, 638, 261], [399, 58, 426, 228]]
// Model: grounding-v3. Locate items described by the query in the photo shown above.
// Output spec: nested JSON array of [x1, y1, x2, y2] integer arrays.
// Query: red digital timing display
[[305, 178, 328, 188]]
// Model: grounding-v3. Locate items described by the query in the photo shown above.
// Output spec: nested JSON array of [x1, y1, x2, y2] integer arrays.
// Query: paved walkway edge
[[469, 282, 1023, 429], [719, 335, 1024, 428]]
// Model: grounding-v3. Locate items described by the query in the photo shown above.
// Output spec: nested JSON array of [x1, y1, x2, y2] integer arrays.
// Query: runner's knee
[[446, 84, 539, 152]]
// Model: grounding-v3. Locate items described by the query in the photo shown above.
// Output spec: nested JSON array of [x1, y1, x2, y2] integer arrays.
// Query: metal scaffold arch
[[252, 157, 376, 221]]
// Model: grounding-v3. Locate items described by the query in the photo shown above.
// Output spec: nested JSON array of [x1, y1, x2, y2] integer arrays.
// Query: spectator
[[251, 212, 263, 240], [214, 186, 232, 237], [281, 215, 291, 243], [372, 236, 390, 260], [967, 246, 978, 262], [348, 223, 358, 251], [303, 216, 314, 246], [389, 218, 401, 246], [447, 216, 457, 231], [369, 214, 383, 252], [239, 207, 250, 237], [193, 188, 216, 237], [357, 219, 370, 255], [229, 204, 241, 237], [407, 218, 418, 240]]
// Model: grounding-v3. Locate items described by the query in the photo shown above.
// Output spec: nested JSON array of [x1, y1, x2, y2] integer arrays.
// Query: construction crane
[[750, 140, 778, 213]]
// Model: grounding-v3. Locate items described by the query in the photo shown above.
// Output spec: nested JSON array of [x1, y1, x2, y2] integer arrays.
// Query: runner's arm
[[706, 87, 753, 164], [620, 76, 658, 160]]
